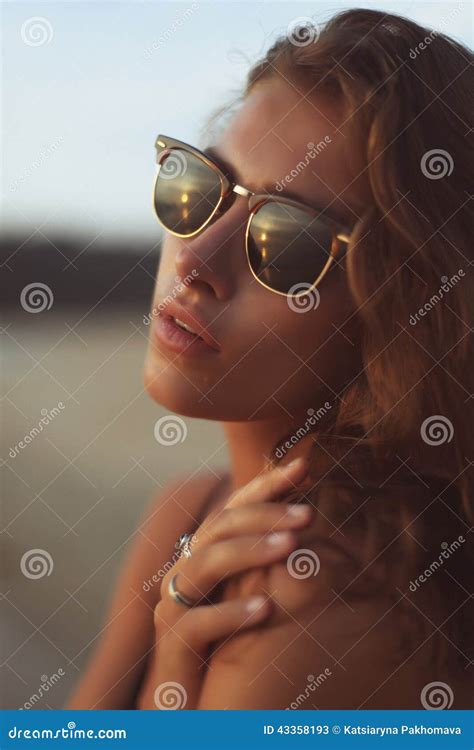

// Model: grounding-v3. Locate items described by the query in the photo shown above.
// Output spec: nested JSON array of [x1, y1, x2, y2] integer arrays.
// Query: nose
[[173, 197, 249, 302]]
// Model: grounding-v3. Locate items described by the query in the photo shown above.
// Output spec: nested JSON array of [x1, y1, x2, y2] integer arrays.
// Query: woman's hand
[[141, 457, 312, 709]]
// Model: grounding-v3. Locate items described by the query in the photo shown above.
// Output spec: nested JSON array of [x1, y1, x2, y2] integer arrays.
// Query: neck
[[222, 412, 313, 492]]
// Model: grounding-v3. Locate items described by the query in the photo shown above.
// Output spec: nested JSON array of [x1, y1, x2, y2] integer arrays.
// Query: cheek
[[254, 292, 359, 408], [211, 277, 360, 418], [256, 271, 357, 359]]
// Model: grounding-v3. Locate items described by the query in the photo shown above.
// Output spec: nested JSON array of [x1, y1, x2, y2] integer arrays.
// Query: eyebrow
[[204, 144, 349, 227]]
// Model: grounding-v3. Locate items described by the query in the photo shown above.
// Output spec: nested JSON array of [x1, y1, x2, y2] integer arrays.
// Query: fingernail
[[287, 503, 312, 519], [287, 457, 305, 470], [246, 595, 267, 613], [265, 531, 291, 546]]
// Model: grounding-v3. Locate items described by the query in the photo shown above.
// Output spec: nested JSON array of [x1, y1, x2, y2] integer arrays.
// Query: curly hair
[[239, 9, 473, 673]]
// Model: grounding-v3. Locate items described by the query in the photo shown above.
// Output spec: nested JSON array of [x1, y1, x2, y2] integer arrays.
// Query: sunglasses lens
[[247, 202, 335, 295], [154, 149, 222, 235]]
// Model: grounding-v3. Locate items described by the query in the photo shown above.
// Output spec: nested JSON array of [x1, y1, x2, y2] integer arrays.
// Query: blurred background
[[1, 0, 471, 710]]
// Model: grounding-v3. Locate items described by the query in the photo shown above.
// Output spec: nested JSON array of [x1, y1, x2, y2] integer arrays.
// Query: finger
[[174, 595, 272, 650], [196, 500, 313, 547], [154, 592, 263, 709], [224, 457, 309, 510], [154, 597, 272, 709], [170, 531, 297, 603]]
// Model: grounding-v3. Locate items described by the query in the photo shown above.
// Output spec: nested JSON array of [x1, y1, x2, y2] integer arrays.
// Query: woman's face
[[144, 77, 368, 423]]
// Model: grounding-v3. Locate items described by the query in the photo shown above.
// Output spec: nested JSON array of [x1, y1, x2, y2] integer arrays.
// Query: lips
[[154, 301, 221, 352]]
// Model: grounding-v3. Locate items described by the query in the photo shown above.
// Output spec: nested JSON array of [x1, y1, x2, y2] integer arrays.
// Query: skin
[[66, 78, 472, 710], [143, 77, 368, 490]]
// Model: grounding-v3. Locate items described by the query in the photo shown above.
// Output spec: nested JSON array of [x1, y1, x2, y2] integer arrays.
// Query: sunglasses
[[152, 135, 352, 298]]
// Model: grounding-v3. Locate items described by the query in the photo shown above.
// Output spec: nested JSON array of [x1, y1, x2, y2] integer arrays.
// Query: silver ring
[[176, 532, 194, 558], [168, 573, 197, 608]]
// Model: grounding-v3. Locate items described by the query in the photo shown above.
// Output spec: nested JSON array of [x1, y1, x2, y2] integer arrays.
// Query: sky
[[2, 0, 472, 246]]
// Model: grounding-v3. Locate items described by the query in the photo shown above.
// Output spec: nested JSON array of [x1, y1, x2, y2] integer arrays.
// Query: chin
[[142, 340, 325, 423], [144, 359, 195, 416], [142, 356, 221, 420], [143, 356, 266, 422]]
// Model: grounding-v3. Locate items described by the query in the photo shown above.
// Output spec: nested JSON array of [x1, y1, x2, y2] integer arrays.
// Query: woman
[[67, 8, 473, 710]]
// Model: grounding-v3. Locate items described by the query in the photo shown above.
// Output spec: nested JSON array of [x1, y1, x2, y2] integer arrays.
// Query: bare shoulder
[[95, 465, 229, 620], [65, 467, 226, 709], [137, 469, 228, 585], [204, 490, 472, 709]]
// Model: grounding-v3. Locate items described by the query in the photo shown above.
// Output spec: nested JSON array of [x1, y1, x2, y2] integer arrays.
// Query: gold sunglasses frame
[[153, 134, 352, 298]]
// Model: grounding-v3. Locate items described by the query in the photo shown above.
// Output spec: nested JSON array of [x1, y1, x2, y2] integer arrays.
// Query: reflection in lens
[[154, 150, 222, 235], [247, 202, 334, 294]]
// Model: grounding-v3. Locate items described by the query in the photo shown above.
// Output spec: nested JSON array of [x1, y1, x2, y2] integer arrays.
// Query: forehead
[[212, 77, 369, 225]]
